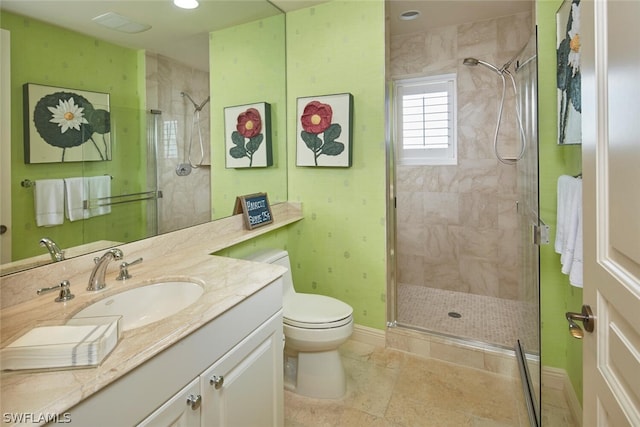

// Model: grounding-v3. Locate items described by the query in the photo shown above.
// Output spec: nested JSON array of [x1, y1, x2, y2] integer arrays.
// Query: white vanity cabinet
[[200, 312, 283, 426], [65, 278, 283, 427], [137, 378, 201, 427], [138, 312, 283, 427]]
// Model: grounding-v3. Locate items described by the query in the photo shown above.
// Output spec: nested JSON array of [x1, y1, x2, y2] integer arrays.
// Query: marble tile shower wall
[[391, 12, 532, 300], [146, 53, 211, 235]]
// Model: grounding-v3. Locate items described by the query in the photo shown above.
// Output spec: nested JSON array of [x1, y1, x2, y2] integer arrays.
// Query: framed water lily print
[[224, 102, 272, 168], [296, 93, 353, 167], [556, 0, 581, 145], [23, 83, 111, 163]]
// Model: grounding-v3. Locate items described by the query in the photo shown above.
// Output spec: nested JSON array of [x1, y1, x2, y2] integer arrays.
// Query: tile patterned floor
[[397, 283, 539, 351], [284, 340, 578, 427]]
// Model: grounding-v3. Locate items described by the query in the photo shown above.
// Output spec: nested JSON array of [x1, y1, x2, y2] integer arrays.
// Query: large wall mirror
[[0, 1, 287, 275]]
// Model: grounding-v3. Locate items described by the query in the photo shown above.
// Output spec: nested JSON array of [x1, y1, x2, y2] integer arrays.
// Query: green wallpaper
[[209, 15, 287, 220], [1, 11, 146, 260], [285, 1, 387, 329], [3, 4, 582, 399], [536, 0, 584, 400]]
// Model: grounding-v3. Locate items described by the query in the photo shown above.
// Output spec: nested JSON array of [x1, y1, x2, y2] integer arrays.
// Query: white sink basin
[[73, 281, 204, 331]]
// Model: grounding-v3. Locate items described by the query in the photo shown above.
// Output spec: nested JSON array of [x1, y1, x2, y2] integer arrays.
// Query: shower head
[[181, 91, 197, 108], [181, 91, 210, 112], [462, 57, 479, 66], [463, 57, 502, 75]]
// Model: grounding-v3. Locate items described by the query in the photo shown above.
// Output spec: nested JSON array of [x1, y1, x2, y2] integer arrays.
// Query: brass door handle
[[566, 305, 594, 339]]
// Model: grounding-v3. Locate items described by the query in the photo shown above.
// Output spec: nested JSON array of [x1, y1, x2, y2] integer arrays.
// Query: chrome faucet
[[87, 248, 124, 291], [39, 237, 65, 262]]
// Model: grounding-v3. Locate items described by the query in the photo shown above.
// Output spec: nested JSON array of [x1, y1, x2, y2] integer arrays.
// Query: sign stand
[[233, 193, 273, 230]]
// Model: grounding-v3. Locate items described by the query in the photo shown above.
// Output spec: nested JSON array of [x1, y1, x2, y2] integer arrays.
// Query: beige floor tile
[[340, 354, 398, 418], [284, 340, 574, 427], [284, 391, 345, 427], [340, 340, 406, 371], [337, 407, 393, 426], [384, 393, 474, 426], [541, 386, 569, 409], [541, 404, 578, 427], [392, 356, 522, 425]]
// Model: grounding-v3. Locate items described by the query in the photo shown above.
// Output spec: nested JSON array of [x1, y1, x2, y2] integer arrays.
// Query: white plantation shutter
[[395, 75, 457, 165]]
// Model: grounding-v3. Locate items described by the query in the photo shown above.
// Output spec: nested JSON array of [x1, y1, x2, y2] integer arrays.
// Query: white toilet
[[245, 249, 353, 399]]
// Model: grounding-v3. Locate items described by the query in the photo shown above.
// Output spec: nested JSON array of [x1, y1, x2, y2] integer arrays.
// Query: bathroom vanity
[[71, 277, 284, 427], [0, 202, 303, 426]]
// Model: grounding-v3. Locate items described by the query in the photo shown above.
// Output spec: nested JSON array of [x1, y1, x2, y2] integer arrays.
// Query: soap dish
[[0, 315, 122, 371]]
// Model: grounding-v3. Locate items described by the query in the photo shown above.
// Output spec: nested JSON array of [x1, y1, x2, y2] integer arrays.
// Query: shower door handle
[[532, 222, 550, 245], [565, 305, 595, 339]]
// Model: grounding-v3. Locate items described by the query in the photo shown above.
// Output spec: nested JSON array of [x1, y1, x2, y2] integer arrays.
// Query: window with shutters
[[394, 74, 457, 165], [162, 120, 179, 159]]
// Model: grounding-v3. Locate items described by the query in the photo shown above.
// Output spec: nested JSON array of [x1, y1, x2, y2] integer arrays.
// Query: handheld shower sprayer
[[181, 91, 210, 112], [462, 55, 527, 164], [462, 57, 502, 75], [176, 91, 210, 176]]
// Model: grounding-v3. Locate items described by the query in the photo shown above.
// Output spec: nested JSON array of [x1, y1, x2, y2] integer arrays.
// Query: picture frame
[[23, 83, 111, 163], [233, 192, 273, 230], [224, 102, 272, 168], [556, 0, 581, 145], [296, 93, 353, 167]]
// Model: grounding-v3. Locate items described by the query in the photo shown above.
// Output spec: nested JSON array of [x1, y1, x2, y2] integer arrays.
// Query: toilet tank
[[243, 249, 295, 297]]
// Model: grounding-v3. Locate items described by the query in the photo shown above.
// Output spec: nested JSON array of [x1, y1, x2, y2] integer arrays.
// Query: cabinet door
[[137, 377, 201, 427], [201, 312, 283, 427]]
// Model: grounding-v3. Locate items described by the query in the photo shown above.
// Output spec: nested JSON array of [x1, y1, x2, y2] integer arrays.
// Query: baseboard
[[351, 323, 386, 347], [542, 366, 582, 426]]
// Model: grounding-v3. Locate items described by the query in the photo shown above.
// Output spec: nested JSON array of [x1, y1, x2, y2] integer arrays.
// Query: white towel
[[555, 175, 583, 287], [34, 179, 64, 227], [64, 177, 89, 221], [555, 175, 576, 254], [569, 198, 583, 288], [87, 175, 111, 217]]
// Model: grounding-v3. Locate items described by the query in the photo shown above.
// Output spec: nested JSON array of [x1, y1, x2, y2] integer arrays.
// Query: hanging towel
[[555, 175, 573, 254], [569, 196, 583, 288], [34, 179, 64, 227], [555, 175, 583, 287], [87, 175, 111, 217], [64, 177, 89, 221]]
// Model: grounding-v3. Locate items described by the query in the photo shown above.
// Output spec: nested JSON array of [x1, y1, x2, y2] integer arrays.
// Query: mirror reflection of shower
[[463, 47, 528, 165], [176, 91, 210, 176]]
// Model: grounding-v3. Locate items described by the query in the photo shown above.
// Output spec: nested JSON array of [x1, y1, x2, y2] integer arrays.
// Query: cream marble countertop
[[0, 252, 287, 424]]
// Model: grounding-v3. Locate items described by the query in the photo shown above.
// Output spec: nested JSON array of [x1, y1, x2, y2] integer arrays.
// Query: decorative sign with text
[[233, 193, 273, 230]]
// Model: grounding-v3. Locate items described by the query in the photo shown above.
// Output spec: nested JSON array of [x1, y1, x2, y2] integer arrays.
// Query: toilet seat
[[284, 293, 353, 329]]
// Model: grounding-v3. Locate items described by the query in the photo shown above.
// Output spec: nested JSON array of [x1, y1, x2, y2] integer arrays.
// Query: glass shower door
[[514, 33, 541, 427]]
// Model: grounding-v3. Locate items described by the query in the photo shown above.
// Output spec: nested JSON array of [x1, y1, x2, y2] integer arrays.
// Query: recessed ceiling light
[[92, 12, 151, 33], [399, 10, 420, 21], [174, 0, 199, 9]]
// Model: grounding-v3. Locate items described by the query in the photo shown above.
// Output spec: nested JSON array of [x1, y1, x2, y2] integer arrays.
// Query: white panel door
[[582, 0, 640, 425]]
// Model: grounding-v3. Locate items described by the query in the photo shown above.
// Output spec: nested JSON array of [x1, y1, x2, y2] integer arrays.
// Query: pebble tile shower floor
[[397, 283, 539, 350]]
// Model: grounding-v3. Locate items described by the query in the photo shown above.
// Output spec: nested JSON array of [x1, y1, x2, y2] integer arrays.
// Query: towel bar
[[83, 190, 163, 209], [21, 175, 113, 188]]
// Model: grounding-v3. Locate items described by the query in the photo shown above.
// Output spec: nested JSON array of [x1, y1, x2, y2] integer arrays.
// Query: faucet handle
[[116, 257, 143, 281], [37, 280, 74, 302]]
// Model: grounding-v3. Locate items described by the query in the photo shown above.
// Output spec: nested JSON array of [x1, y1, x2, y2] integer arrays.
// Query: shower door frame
[[385, 32, 542, 427]]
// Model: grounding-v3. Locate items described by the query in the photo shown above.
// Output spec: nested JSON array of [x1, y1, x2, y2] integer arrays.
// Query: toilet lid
[[284, 293, 353, 328]]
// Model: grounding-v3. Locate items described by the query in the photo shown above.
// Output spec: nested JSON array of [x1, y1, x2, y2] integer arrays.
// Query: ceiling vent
[[92, 12, 151, 34]]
